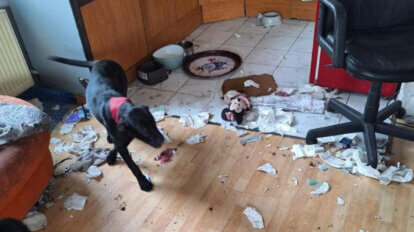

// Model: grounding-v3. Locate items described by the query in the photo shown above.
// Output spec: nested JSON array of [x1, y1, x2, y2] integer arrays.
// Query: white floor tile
[[282, 19, 309, 27], [246, 47, 287, 66], [129, 88, 174, 107], [193, 42, 222, 53], [279, 51, 312, 69], [166, 93, 211, 116], [224, 32, 265, 47], [195, 30, 233, 44], [257, 34, 297, 50], [273, 67, 310, 87], [206, 18, 246, 32], [186, 24, 211, 41], [237, 21, 271, 34], [146, 71, 190, 92], [290, 37, 313, 53], [178, 77, 225, 98], [230, 63, 276, 78], [269, 24, 305, 37], [299, 26, 314, 39], [219, 44, 255, 59], [207, 90, 227, 123]]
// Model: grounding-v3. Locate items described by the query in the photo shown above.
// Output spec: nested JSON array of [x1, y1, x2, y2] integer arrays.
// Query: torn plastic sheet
[[221, 123, 248, 137], [257, 163, 277, 175], [59, 123, 76, 135], [179, 112, 209, 129], [310, 182, 330, 195], [250, 94, 325, 114], [186, 132, 207, 145], [292, 144, 324, 160], [239, 135, 262, 145], [243, 207, 264, 229], [64, 193, 88, 211], [244, 80, 260, 88], [23, 211, 47, 231], [150, 105, 165, 122], [157, 126, 172, 143], [86, 165, 102, 179], [256, 107, 294, 135]]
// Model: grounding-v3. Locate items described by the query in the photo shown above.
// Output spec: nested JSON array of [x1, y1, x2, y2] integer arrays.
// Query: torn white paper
[[59, 123, 76, 135], [250, 94, 325, 114], [256, 107, 294, 135], [221, 123, 248, 137], [243, 207, 264, 229], [292, 177, 298, 186], [292, 144, 324, 160], [50, 137, 61, 144], [23, 211, 47, 231], [337, 197, 345, 205], [318, 136, 336, 144], [257, 163, 277, 175], [244, 80, 260, 88], [64, 193, 88, 211], [150, 105, 165, 122], [319, 152, 347, 168], [310, 182, 330, 195], [86, 165, 102, 179], [186, 132, 207, 145], [179, 112, 209, 129], [157, 126, 172, 143]]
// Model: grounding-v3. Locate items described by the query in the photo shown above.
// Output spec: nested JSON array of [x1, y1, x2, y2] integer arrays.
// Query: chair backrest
[[336, 0, 414, 30]]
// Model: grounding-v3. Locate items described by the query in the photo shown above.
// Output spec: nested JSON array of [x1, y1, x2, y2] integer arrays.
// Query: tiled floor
[[128, 17, 388, 138]]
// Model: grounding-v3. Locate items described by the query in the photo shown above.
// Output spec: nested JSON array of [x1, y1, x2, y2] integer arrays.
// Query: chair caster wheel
[[326, 105, 336, 113], [396, 108, 406, 119], [306, 137, 318, 145]]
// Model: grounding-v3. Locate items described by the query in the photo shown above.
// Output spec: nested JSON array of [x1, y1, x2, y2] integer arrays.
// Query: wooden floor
[[43, 117, 414, 232]]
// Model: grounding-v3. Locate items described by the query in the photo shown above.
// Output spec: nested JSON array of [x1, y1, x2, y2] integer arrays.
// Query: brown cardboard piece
[[221, 74, 278, 97]]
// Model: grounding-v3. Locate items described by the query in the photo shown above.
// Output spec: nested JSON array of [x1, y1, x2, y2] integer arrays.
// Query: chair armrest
[[317, 0, 347, 68]]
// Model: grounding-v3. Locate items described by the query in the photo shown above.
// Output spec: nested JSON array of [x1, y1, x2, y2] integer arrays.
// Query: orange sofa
[[0, 96, 53, 219]]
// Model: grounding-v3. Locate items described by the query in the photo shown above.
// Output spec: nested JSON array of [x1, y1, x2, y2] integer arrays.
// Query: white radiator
[[0, 9, 33, 96]]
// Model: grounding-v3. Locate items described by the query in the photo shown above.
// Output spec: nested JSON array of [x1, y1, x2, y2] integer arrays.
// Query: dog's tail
[[49, 56, 94, 68]]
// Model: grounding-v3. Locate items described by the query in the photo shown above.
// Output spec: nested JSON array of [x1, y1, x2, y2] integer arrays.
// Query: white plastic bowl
[[153, 44, 185, 70]]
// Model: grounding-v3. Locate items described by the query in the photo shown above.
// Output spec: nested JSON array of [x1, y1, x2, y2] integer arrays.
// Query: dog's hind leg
[[117, 146, 153, 192]]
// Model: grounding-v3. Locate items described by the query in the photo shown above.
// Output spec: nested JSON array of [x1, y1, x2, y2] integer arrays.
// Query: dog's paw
[[106, 150, 117, 165], [139, 179, 153, 192]]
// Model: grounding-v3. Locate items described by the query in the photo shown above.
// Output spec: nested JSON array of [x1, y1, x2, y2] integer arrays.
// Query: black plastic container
[[136, 60, 168, 85]]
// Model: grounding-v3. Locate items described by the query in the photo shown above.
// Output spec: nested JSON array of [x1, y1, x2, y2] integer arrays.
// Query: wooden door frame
[[69, 0, 94, 61]]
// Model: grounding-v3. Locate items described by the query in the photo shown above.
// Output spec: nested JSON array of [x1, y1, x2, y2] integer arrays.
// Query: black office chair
[[306, 0, 414, 168]]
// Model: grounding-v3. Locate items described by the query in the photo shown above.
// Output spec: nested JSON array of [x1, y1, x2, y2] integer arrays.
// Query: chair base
[[306, 98, 414, 168]]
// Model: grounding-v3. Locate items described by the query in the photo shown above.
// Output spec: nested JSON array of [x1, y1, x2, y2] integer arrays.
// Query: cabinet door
[[175, 0, 199, 21], [245, 0, 293, 18], [199, 0, 245, 23], [291, 0, 317, 21], [80, 0, 148, 70]]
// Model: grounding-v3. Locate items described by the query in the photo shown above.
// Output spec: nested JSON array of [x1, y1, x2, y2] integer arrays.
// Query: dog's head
[[120, 105, 164, 148]]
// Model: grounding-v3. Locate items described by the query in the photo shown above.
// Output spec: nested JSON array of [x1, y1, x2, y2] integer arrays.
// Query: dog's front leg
[[117, 146, 153, 192]]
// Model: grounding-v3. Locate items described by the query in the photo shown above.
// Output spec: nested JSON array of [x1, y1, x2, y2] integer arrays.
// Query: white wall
[[0, 0, 9, 7], [8, 0, 90, 94]]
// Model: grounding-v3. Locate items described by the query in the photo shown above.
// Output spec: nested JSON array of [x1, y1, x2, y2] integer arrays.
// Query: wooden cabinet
[[79, 0, 148, 71], [199, 0, 245, 23], [140, 0, 202, 53], [245, 0, 316, 20]]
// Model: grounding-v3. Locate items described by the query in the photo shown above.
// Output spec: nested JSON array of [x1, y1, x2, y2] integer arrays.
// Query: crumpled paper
[[179, 112, 209, 129], [291, 144, 324, 160], [257, 163, 277, 175], [186, 132, 207, 145], [86, 165, 102, 179], [64, 193, 88, 211], [256, 107, 294, 135], [243, 207, 264, 229]]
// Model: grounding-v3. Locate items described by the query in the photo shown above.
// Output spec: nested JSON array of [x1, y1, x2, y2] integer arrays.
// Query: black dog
[[0, 218, 29, 232], [50, 57, 164, 191]]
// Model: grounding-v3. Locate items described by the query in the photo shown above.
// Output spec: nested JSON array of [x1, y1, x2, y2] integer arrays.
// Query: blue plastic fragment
[[239, 135, 262, 145], [339, 137, 353, 149]]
